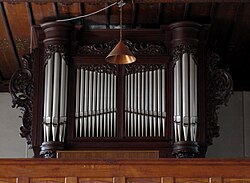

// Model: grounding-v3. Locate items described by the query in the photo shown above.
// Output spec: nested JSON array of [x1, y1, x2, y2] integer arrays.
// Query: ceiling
[[0, 0, 250, 91]]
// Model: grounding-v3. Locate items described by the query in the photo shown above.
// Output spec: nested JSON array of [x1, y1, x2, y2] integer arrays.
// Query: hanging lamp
[[105, 0, 136, 64]]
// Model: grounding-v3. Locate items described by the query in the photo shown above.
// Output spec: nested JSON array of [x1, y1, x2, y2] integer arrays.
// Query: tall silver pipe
[[45, 55, 54, 142], [79, 69, 84, 137], [182, 53, 189, 141], [59, 56, 66, 142], [75, 69, 80, 137], [52, 52, 61, 141], [43, 62, 49, 142]]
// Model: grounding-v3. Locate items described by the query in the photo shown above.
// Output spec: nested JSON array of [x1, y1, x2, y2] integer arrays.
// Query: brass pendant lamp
[[106, 1, 136, 64]]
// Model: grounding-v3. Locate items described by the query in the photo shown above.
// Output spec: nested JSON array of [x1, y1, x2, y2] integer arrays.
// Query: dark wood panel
[[162, 3, 186, 24], [175, 178, 209, 183], [4, 3, 30, 61], [57, 2, 81, 18], [224, 179, 250, 183], [137, 4, 159, 25], [84, 4, 107, 25], [188, 3, 211, 22], [30, 178, 65, 183], [31, 3, 55, 24], [0, 7, 18, 79], [0, 178, 16, 183], [78, 178, 113, 183], [127, 178, 161, 183], [1, 159, 250, 178]]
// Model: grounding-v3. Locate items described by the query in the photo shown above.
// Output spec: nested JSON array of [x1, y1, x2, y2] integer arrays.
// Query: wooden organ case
[[10, 21, 233, 158]]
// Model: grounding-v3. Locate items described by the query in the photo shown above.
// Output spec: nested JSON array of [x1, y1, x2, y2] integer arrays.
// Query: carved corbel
[[206, 51, 233, 145], [9, 54, 34, 146]]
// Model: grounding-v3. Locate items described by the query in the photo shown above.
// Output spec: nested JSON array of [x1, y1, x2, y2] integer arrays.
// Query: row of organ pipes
[[125, 67, 166, 137], [75, 68, 117, 137], [174, 52, 198, 142], [74, 65, 167, 138], [43, 52, 68, 142], [42, 54, 199, 142]]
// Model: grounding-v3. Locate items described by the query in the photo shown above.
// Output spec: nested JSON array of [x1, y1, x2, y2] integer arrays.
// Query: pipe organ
[[10, 21, 233, 158]]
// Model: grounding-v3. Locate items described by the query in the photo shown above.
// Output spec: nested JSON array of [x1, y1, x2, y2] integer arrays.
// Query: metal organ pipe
[[43, 52, 69, 143], [190, 54, 198, 141], [59, 57, 66, 142], [75, 69, 80, 137], [74, 67, 117, 138], [173, 52, 198, 142], [125, 65, 166, 138]]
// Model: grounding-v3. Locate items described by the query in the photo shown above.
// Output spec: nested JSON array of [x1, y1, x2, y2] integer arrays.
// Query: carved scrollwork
[[125, 64, 167, 75], [172, 44, 197, 62], [77, 39, 167, 56], [206, 51, 233, 145], [125, 40, 167, 55], [77, 40, 117, 56], [80, 64, 118, 75], [44, 45, 67, 62], [9, 54, 34, 146], [40, 150, 57, 159]]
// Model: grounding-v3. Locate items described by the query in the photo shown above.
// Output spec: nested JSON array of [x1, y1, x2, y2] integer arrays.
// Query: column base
[[172, 141, 199, 158], [40, 141, 65, 158]]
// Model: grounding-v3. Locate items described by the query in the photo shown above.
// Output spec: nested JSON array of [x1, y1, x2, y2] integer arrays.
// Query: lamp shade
[[106, 41, 136, 64]]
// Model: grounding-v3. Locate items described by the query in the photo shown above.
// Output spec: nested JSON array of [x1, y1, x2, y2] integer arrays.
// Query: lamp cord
[[56, 2, 117, 22], [120, 2, 123, 41]]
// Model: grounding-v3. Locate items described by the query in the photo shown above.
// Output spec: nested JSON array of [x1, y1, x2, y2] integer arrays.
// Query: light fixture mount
[[106, 0, 136, 64]]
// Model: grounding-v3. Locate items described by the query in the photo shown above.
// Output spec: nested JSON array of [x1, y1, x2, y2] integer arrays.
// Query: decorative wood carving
[[9, 54, 34, 146], [125, 64, 166, 74], [206, 51, 233, 145], [77, 40, 167, 56], [80, 64, 118, 75], [172, 44, 197, 62], [44, 45, 67, 62]]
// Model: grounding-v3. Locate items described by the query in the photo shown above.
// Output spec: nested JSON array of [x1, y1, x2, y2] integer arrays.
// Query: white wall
[[0, 91, 249, 158]]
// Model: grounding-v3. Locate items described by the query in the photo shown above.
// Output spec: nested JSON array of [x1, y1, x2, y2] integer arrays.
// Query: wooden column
[[164, 21, 207, 158]]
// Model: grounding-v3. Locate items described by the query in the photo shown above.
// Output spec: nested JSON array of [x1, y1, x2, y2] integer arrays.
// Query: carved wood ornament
[[9, 54, 34, 146], [206, 51, 233, 145]]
